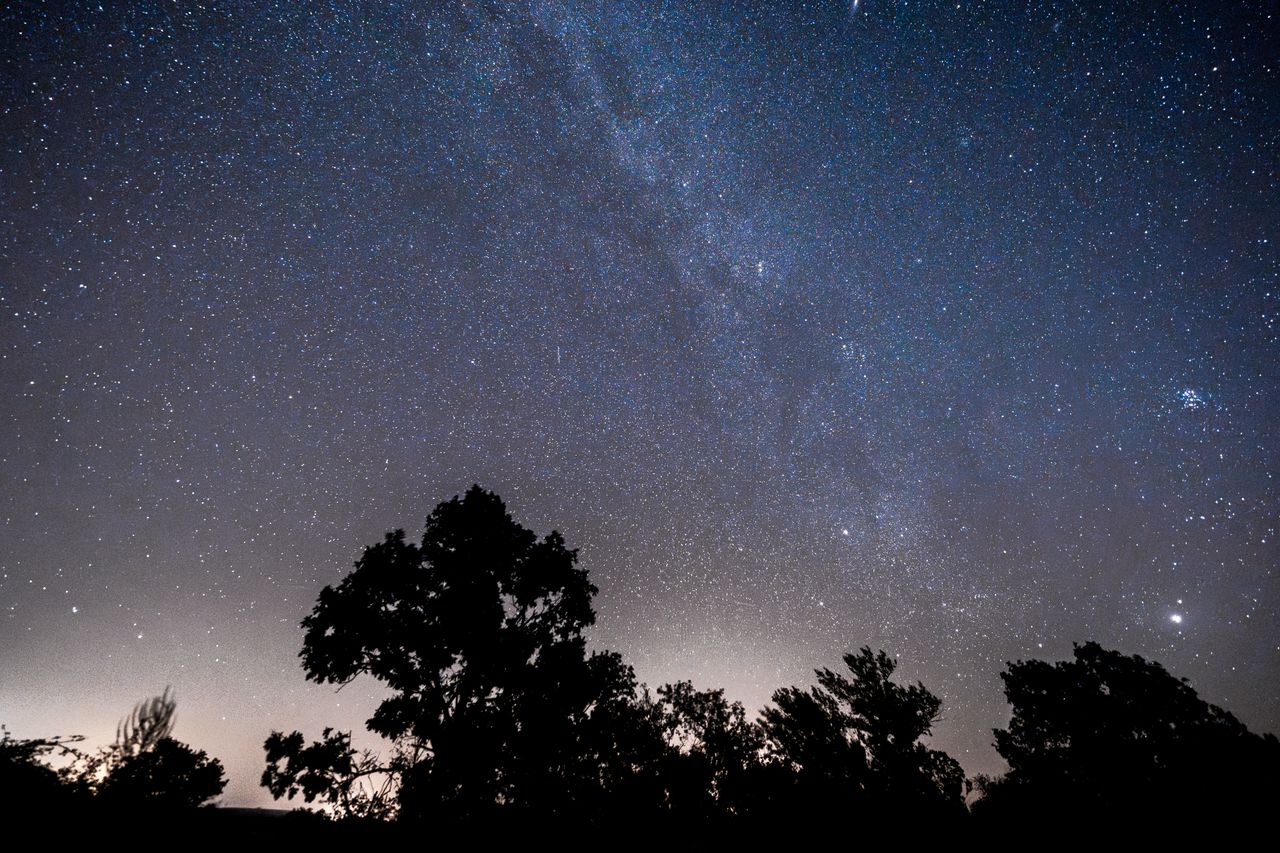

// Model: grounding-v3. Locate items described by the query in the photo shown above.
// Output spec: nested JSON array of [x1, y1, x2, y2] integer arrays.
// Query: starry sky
[[2, 1, 1276, 806]]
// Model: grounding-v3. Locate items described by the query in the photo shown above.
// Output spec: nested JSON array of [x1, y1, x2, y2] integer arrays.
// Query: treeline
[[1, 687, 225, 817], [4, 487, 1276, 830]]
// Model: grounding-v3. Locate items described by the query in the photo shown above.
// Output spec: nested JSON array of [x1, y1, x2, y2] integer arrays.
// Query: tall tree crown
[[298, 485, 596, 744]]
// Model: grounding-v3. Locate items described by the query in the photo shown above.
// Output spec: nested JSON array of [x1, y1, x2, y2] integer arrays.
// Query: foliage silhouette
[[262, 727, 401, 820], [89, 688, 226, 810], [9, 479, 1276, 831], [265, 485, 658, 822], [0, 487, 1237, 829], [651, 681, 766, 819], [0, 726, 88, 815], [761, 647, 967, 818], [1, 690, 225, 819], [976, 641, 1280, 821], [4, 500, 1277, 834], [96, 736, 226, 809]]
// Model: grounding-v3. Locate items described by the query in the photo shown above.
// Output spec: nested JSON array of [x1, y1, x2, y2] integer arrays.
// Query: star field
[[1, 1, 1276, 806]]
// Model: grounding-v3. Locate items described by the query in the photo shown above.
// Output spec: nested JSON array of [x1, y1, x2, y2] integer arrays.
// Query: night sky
[[2, 1, 1276, 807]]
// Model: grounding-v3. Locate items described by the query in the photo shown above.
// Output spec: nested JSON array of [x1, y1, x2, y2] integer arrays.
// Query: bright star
[[1170, 614, 1183, 624]]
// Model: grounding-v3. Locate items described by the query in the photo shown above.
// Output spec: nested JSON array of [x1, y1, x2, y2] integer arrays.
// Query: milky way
[[2, 1, 1276, 805]]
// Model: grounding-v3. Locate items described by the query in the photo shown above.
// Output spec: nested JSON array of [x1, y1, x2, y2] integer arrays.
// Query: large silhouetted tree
[[264, 485, 656, 822], [761, 647, 966, 817], [976, 641, 1280, 820]]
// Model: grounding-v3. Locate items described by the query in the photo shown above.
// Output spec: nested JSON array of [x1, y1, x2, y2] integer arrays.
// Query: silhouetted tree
[[97, 736, 226, 809], [761, 647, 966, 818], [90, 688, 226, 809], [977, 641, 1280, 821], [265, 486, 656, 823], [652, 681, 765, 819], [2, 690, 225, 817]]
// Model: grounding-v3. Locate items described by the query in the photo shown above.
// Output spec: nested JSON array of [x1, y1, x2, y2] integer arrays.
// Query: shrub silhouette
[[650, 681, 766, 820]]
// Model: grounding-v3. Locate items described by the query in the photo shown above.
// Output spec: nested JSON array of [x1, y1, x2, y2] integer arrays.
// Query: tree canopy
[[268, 485, 654, 821], [762, 647, 967, 817], [978, 641, 1280, 820], [94, 689, 226, 810], [0, 689, 225, 819], [258, 487, 1279, 828], [6, 487, 1276, 832], [96, 736, 226, 809]]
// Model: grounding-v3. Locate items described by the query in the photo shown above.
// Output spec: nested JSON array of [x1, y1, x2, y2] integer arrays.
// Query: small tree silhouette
[[761, 647, 966, 817], [652, 681, 765, 819], [97, 737, 226, 809], [81, 688, 226, 810]]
